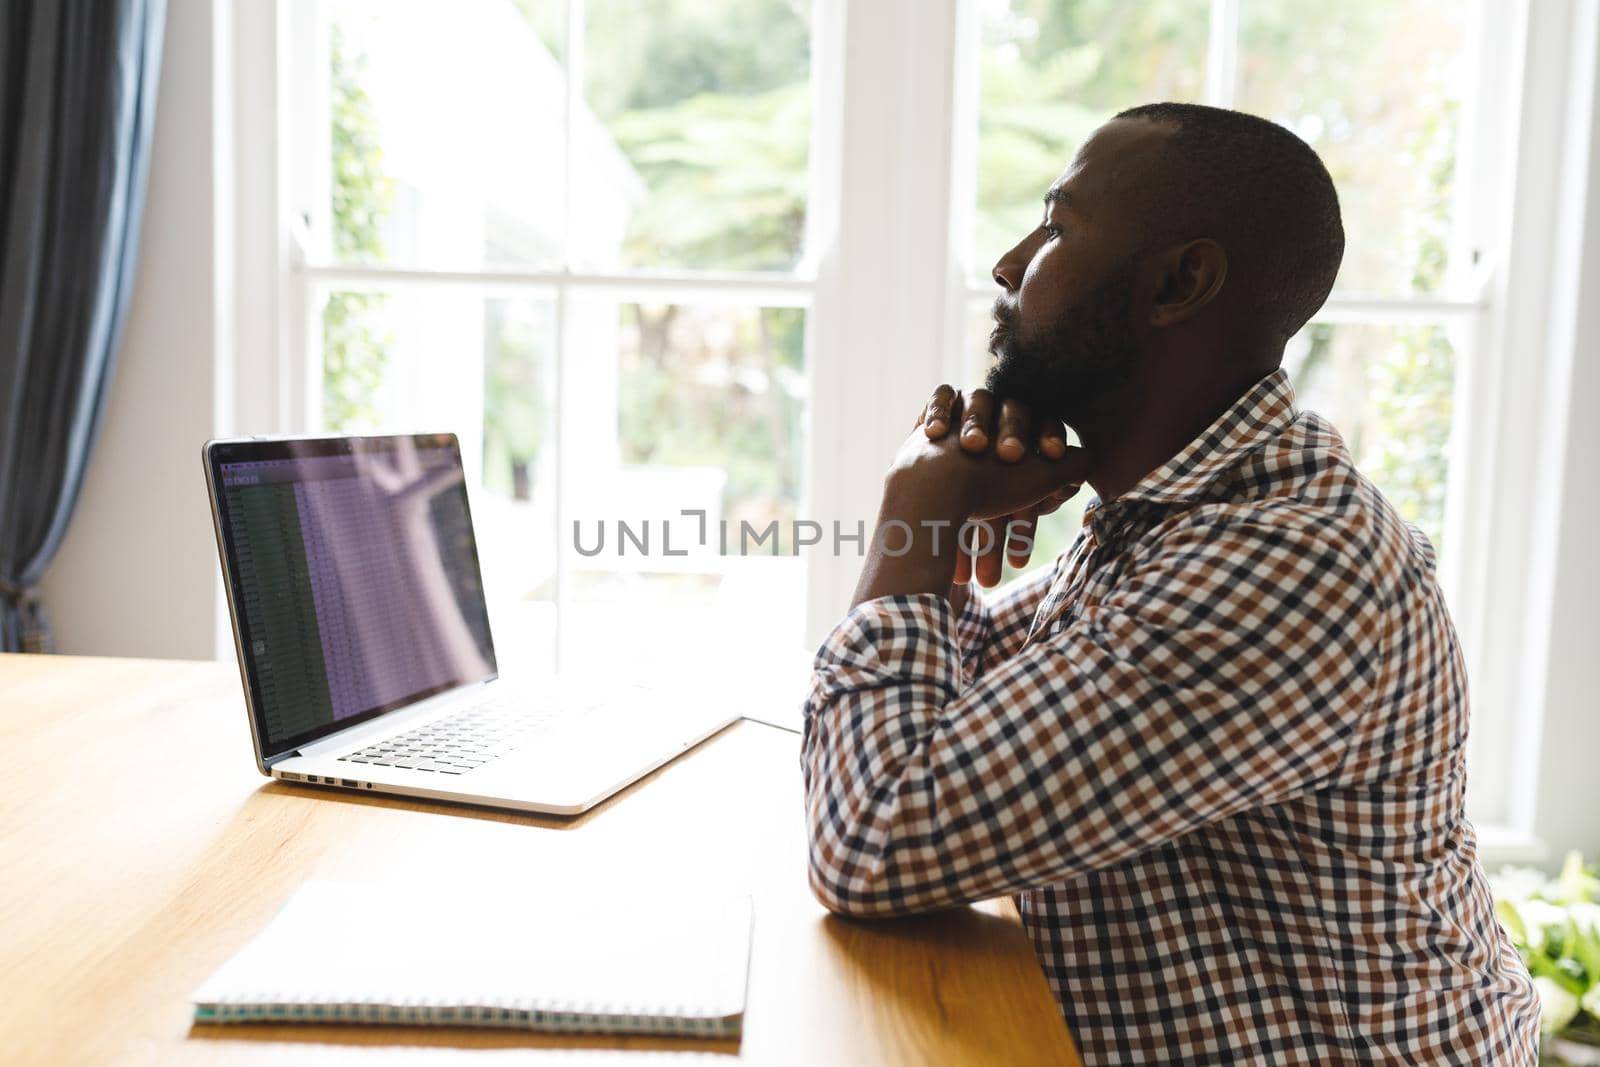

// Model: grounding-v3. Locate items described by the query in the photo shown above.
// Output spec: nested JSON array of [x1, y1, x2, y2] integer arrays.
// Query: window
[[292, 0, 816, 676], [278, 0, 1531, 831]]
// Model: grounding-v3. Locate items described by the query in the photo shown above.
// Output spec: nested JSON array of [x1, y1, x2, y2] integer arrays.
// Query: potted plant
[[1491, 852, 1600, 1063]]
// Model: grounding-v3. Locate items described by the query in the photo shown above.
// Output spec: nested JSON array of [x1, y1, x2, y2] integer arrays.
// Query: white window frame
[[226, 0, 1596, 860]]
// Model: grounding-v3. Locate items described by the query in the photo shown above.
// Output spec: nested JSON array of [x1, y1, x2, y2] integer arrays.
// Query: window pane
[[480, 298, 561, 673], [1235, 0, 1471, 296], [560, 297, 808, 674], [321, 0, 567, 271], [1285, 321, 1458, 554], [579, 0, 812, 272], [973, 0, 1210, 276], [316, 287, 560, 672]]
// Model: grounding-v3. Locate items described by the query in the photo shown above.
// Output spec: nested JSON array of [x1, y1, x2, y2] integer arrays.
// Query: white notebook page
[[193, 881, 753, 1023]]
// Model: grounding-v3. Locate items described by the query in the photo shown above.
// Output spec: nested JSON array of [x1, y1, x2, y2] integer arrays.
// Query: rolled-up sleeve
[[800, 518, 1383, 917]]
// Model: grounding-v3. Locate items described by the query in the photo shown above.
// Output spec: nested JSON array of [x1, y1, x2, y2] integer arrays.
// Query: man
[[800, 103, 1539, 1064]]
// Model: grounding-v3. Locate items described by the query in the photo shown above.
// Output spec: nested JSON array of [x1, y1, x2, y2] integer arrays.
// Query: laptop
[[202, 431, 738, 815]]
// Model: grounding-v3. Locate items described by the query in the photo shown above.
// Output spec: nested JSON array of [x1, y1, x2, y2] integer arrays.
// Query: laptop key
[[336, 699, 575, 778]]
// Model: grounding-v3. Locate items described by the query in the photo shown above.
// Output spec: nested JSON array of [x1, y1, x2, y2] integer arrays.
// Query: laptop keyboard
[[338, 700, 567, 776]]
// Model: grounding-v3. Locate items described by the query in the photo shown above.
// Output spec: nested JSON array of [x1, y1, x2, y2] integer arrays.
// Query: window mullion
[[805, 0, 965, 646], [550, 0, 584, 672], [1205, 0, 1240, 109], [962, 286, 1482, 319], [297, 264, 815, 305], [943, 0, 982, 386]]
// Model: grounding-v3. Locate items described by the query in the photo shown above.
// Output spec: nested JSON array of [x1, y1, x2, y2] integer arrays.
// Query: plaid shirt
[[802, 370, 1540, 1064]]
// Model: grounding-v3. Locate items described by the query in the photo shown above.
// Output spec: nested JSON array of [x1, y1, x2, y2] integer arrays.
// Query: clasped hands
[[882, 385, 1091, 587]]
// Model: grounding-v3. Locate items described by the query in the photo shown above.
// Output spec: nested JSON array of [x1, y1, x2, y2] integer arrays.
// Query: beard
[[984, 260, 1142, 425]]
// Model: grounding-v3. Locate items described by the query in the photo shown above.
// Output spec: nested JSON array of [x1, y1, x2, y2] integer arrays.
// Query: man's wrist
[[847, 485, 969, 609], [880, 466, 972, 531]]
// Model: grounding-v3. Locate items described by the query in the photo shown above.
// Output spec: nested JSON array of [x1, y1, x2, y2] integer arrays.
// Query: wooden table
[[0, 654, 1079, 1066]]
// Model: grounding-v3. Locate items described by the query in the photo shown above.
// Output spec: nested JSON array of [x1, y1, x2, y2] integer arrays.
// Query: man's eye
[[1042, 224, 1063, 240]]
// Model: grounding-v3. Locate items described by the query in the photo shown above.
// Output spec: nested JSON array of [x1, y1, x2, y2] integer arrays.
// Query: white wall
[[39, 0, 221, 661]]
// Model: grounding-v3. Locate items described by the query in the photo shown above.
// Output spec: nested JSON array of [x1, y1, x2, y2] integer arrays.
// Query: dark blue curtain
[[0, 0, 164, 652]]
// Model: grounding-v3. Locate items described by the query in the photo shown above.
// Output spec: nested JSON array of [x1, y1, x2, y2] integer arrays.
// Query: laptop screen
[[207, 434, 497, 759]]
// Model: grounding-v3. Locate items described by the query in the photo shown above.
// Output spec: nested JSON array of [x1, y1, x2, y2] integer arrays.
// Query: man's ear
[[1150, 239, 1227, 327]]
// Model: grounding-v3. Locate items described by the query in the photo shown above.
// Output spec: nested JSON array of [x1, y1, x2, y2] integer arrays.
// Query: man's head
[[986, 103, 1344, 427]]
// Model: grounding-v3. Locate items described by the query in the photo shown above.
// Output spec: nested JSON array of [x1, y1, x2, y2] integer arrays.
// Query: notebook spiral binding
[[197, 993, 738, 1036]]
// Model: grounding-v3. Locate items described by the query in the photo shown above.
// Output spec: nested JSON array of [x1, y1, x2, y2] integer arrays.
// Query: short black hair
[[1114, 102, 1344, 345]]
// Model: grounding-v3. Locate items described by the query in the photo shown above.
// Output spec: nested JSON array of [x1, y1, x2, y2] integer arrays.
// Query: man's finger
[[953, 545, 973, 586], [920, 384, 959, 438], [961, 389, 997, 453], [970, 519, 1008, 587], [996, 399, 1032, 462], [1037, 418, 1068, 460], [1005, 509, 1037, 569]]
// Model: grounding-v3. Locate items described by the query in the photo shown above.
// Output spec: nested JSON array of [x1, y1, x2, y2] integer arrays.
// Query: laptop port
[[341, 779, 358, 787]]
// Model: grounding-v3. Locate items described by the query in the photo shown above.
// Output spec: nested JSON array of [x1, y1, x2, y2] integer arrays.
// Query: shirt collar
[[1098, 367, 1298, 509]]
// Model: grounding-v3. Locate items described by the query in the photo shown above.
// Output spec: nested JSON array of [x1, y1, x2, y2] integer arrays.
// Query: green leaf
[[1496, 897, 1529, 947], [1529, 953, 1589, 996]]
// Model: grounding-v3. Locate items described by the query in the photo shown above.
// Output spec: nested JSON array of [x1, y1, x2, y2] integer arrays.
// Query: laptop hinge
[[263, 748, 302, 769]]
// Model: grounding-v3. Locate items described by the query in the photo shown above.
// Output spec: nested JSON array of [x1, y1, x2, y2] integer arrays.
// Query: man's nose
[[991, 233, 1037, 292]]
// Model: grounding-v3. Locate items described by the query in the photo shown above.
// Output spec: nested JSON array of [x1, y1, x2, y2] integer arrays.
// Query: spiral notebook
[[192, 881, 753, 1037]]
